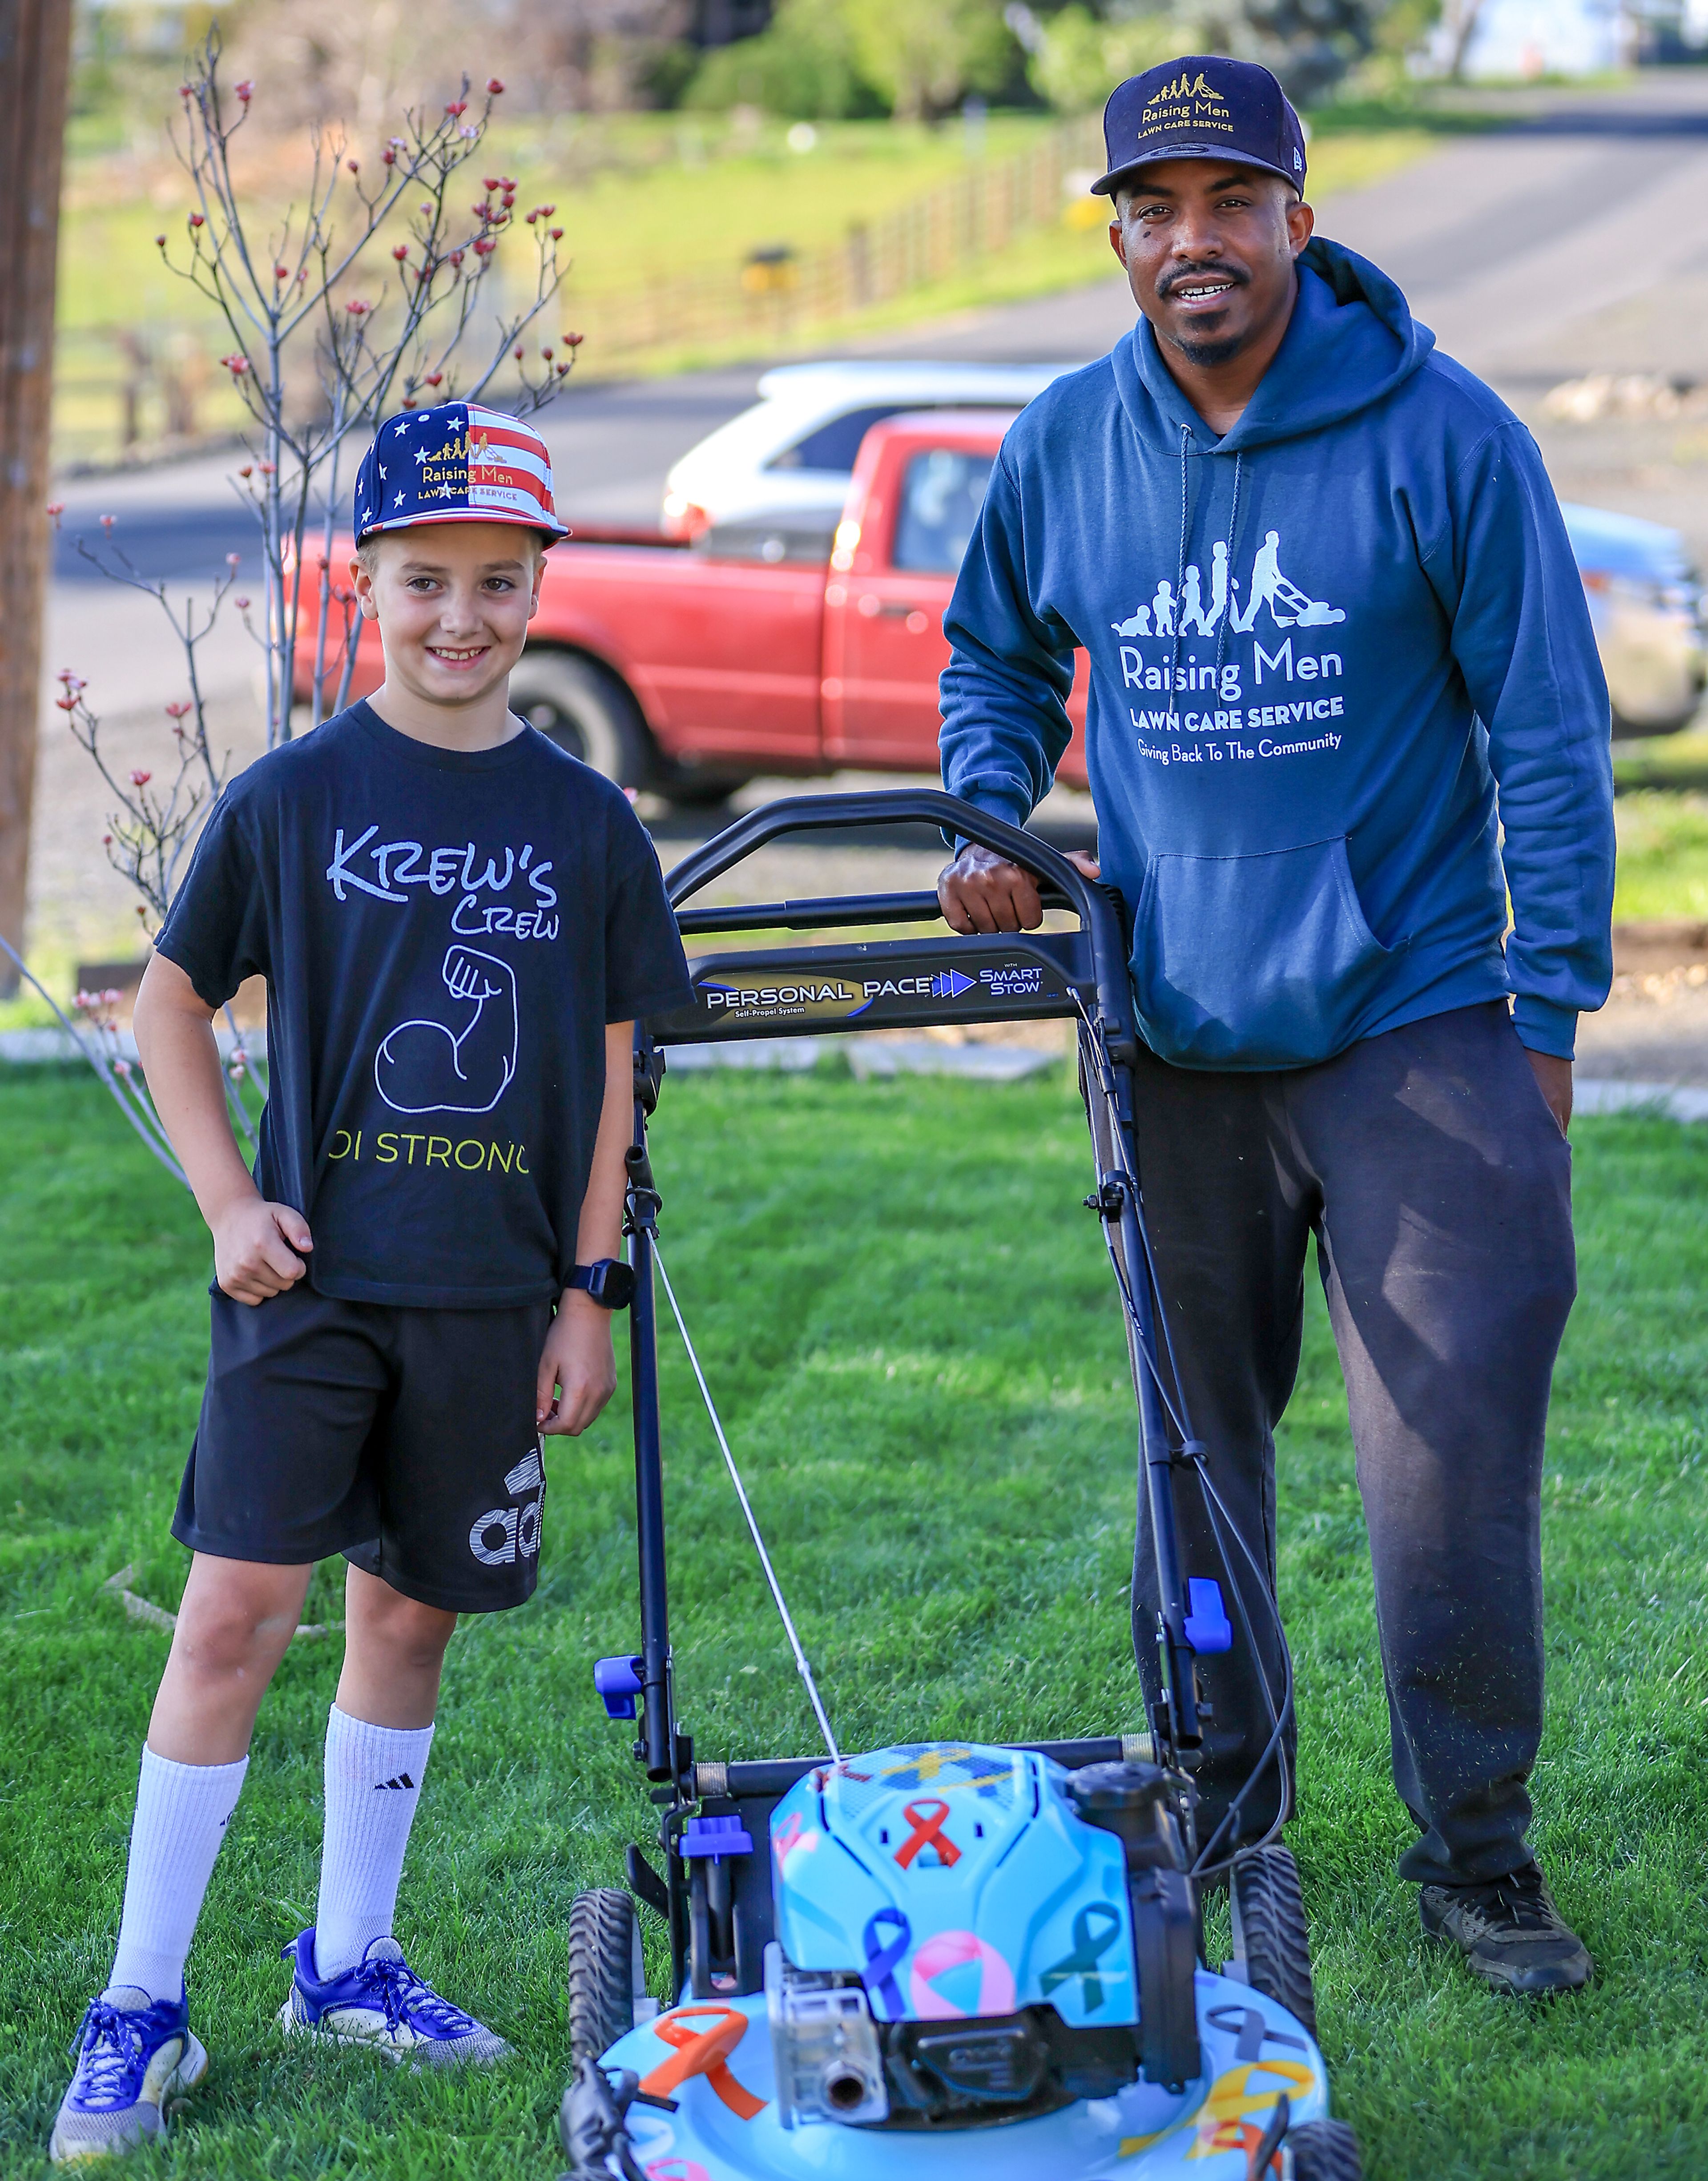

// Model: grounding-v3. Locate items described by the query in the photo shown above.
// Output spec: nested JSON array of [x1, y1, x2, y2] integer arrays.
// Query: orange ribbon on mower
[[640, 2005, 767, 2121]]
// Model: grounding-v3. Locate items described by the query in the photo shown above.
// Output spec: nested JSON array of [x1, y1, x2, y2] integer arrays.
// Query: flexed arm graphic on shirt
[[375, 945, 518, 1115]]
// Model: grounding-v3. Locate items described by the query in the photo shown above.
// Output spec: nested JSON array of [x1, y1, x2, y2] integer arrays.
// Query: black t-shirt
[[155, 702, 690, 1308]]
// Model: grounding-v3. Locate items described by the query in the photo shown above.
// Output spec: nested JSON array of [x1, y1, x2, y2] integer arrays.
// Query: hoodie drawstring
[[1169, 425, 1190, 716], [1173, 431, 1245, 701], [1215, 450, 1244, 681]]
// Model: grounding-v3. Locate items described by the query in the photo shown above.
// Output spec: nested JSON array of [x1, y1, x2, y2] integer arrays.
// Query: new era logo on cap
[[354, 401, 569, 545], [1092, 53, 1308, 200]]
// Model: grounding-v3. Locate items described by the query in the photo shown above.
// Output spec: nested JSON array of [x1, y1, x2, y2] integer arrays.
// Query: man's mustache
[[1156, 264, 1250, 299]]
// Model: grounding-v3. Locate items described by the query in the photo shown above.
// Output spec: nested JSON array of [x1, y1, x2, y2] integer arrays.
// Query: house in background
[[1431, 0, 1708, 75]]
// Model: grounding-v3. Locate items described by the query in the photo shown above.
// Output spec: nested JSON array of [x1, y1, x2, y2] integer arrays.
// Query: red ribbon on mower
[[894, 1797, 961, 1869]]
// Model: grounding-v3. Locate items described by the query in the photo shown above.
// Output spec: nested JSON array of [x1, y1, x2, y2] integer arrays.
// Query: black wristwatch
[[568, 1259, 636, 1311]]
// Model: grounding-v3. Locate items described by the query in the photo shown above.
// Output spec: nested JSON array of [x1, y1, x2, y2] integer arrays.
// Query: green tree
[[1023, 4, 1184, 113], [841, 0, 1018, 122], [1180, 0, 1386, 102], [685, 0, 886, 117]]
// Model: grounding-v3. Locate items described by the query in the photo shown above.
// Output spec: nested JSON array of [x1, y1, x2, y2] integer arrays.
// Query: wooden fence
[[557, 117, 1105, 373]]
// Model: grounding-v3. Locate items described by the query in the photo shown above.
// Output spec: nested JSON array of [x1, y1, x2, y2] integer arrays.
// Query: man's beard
[[1164, 325, 1248, 369]]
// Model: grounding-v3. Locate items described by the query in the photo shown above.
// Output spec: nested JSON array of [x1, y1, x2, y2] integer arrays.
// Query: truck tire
[[1230, 1845, 1317, 2040], [648, 763, 752, 810], [1285, 2119, 1364, 2180], [511, 653, 649, 788], [568, 1887, 645, 2068]]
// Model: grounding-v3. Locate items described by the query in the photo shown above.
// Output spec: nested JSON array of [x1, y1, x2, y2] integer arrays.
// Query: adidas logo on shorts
[[467, 1447, 544, 1566]]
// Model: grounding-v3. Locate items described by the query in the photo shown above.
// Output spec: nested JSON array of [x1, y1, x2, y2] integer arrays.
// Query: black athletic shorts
[[171, 1282, 555, 1613]]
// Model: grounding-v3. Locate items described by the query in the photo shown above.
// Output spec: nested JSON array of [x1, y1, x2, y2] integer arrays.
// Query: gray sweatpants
[[1104, 1000, 1576, 1888]]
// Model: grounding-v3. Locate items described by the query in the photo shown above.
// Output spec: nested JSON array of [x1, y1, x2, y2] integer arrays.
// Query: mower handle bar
[[665, 790, 1133, 1051]]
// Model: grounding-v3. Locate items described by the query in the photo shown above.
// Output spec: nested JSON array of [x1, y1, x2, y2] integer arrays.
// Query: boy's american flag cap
[[354, 402, 569, 544]]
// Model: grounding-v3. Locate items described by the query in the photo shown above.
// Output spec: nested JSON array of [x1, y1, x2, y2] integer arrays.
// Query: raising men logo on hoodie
[[1109, 527, 1346, 641], [1107, 527, 1351, 754]]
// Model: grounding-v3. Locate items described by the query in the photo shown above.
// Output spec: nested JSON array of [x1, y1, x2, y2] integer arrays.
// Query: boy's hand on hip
[[939, 845, 1100, 934], [214, 1196, 312, 1304], [538, 1293, 617, 1437]]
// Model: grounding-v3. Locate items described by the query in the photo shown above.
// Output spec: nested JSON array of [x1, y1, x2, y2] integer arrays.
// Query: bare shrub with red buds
[[40, 31, 576, 1168], [88, 26, 573, 760], [14, 628, 268, 1181]]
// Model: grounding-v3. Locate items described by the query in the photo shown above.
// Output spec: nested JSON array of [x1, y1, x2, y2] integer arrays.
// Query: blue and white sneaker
[[49, 1987, 209, 2164], [277, 1930, 511, 2067]]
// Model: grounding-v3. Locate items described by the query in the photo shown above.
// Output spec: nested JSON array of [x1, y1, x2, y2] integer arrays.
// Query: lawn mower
[[559, 792, 1362, 2181]]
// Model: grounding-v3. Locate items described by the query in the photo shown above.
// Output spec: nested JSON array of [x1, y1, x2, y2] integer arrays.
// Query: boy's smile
[[351, 520, 546, 750]]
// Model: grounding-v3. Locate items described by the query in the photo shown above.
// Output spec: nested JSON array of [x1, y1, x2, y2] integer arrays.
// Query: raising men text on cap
[[354, 401, 570, 546]]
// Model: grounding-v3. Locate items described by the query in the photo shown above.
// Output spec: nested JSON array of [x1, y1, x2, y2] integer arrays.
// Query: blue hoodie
[[939, 238, 1614, 1068]]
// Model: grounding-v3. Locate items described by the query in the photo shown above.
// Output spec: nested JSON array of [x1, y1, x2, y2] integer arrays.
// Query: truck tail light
[[662, 492, 712, 540]]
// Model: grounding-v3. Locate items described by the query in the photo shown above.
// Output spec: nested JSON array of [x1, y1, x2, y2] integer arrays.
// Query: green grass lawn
[[1613, 790, 1708, 922], [2, 1063, 1707, 2177]]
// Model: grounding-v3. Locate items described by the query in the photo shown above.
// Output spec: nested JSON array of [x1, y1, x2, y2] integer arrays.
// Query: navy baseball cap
[[1092, 56, 1307, 200], [354, 401, 569, 546]]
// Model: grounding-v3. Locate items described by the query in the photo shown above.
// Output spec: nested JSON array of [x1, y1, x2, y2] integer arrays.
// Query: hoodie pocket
[[1132, 837, 1394, 1069]]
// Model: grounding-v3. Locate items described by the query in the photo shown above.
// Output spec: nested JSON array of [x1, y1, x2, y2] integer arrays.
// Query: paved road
[[32, 71, 1708, 966]]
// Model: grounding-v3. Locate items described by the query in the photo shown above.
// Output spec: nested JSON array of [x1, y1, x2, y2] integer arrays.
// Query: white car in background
[[660, 360, 1074, 537]]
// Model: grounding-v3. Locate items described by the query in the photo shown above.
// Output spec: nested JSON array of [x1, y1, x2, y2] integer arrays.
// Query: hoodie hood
[[1113, 237, 1437, 454]]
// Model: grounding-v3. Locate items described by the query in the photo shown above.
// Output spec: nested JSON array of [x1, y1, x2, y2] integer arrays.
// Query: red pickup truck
[[304, 411, 1089, 803]]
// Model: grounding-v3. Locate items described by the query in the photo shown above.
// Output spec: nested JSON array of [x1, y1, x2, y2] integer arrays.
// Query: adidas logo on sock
[[375, 1772, 415, 1791]]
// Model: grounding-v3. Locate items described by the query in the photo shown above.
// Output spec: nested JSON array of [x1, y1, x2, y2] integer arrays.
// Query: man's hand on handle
[[939, 844, 1102, 934]]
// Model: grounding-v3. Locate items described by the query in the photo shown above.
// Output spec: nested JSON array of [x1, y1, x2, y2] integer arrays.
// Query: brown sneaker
[[1419, 1862, 1591, 1995]]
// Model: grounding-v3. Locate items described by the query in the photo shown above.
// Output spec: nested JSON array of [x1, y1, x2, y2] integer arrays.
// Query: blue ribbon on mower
[[861, 1906, 911, 2021], [1184, 1578, 1233, 1654], [680, 1814, 753, 1863], [594, 1654, 644, 1719]]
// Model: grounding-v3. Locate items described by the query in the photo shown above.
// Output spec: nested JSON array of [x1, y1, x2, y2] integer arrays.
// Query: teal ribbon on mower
[[1039, 1902, 1124, 2014]]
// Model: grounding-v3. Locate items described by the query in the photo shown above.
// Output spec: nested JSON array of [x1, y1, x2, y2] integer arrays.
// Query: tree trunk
[[0, 0, 74, 994], [1446, 0, 1487, 80]]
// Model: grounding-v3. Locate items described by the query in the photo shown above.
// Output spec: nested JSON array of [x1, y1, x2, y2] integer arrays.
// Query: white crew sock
[[313, 1706, 436, 1980], [109, 1746, 250, 2004]]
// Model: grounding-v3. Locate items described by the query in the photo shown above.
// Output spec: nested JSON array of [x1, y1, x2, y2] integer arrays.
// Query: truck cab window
[[892, 449, 995, 574]]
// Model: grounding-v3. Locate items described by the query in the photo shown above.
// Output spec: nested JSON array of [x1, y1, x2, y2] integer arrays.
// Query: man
[[938, 56, 1612, 1996]]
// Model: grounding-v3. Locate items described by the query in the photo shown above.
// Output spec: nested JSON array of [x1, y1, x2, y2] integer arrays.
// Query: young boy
[[50, 404, 691, 2164]]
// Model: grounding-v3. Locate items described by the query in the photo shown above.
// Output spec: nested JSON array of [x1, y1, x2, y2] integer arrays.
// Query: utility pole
[[0, 0, 74, 994]]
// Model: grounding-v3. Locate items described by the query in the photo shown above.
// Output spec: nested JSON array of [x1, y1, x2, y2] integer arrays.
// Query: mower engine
[[764, 1740, 1200, 2132]]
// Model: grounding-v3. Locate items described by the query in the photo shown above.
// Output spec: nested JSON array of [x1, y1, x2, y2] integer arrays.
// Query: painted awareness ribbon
[[638, 2006, 766, 2120], [894, 1797, 961, 1869], [1039, 1902, 1125, 2014], [861, 1906, 912, 2021]]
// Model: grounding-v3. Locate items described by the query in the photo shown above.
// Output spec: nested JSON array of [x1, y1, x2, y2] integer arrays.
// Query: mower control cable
[[653, 1244, 842, 1763], [1074, 1002, 1296, 1878]]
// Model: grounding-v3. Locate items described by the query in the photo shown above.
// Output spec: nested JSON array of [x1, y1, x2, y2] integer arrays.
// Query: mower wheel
[[1285, 2118, 1364, 2180], [1229, 1845, 1317, 2039], [568, 1887, 646, 2067]]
